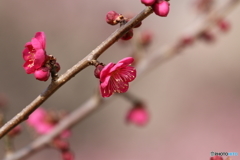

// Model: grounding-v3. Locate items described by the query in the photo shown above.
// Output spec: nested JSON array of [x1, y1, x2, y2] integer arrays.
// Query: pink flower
[[126, 105, 149, 126], [23, 32, 47, 74], [99, 57, 136, 97], [34, 67, 50, 81], [62, 151, 74, 160], [217, 19, 231, 32], [27, 107, 70, 137], [27, 107, 46, 126], [27, 107, 53, 134], [153, 1, 170, 17]]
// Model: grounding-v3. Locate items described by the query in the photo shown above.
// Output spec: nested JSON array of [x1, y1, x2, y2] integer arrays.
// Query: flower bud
[[106, 11, 120, 25], [133, 21, 142, 28], [153, 1, 170, 17], [94, 64, 105, 79], [141, 0, 156, 6], [34, 67, 50, 81], [121, 29, 134, 40]]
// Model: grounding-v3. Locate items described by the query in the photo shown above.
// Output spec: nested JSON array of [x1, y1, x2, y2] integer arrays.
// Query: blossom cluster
[[22, 32, 60, 81], [106, 11, 142, 40]]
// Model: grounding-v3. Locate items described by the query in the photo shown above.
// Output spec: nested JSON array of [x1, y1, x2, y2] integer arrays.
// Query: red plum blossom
[[22, 32, 47, 74], [99, 57, 136, 97]]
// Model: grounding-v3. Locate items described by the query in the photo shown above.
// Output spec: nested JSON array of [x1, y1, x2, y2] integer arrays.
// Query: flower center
[[27, 49, 36, 68]]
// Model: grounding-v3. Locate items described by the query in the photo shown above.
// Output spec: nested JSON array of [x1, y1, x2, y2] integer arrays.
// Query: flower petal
[[109, 62, 124, 73], [100, 63, 114, 82], [23, 61, 36, 74], [119, 66, 136, 82], [35, 32, 46, 49], [100, 75, 111, 88], [31, 37, 43, 50], [117, 57, 134, 65], [100, 83, 113, 97], [34, 49, 46, 68], [22, 48, 32, 61]]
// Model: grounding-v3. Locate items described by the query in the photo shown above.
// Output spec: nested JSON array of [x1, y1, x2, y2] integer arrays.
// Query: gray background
[[0, 0, 240, 160]]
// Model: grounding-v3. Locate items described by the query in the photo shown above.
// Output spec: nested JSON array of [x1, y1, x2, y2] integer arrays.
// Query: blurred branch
[[137, 0, 240, 77], [3, 1, 240, 159], [4, 93, 103, 160], [0, 6, 153, 139]]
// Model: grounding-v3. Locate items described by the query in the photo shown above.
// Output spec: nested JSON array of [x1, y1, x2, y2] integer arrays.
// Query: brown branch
[[3, 0, 240, 159], [0, 6, 153, 139]]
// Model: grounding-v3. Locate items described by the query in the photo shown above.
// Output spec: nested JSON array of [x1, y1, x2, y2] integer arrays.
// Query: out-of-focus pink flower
[[99, 57, 136, 97], [53, 138, 70, 151], [199, 31, 215, 43], [27, 107, 70, 137], [141, 0, 156, 6], [153, 1, 170, 17], [23, 32, 47, 74], [8, 125, 21, 137], [210, 156, 223, 160], [126, 105, 149, 126], [218, 19, 231, 32], [62, 151, 74, 160], [27, 107, 46, 126], [139, 30, 153, 46], [194, 0, 214, 12], [34, 67, 50, 81], [179, 35, 195, 47]]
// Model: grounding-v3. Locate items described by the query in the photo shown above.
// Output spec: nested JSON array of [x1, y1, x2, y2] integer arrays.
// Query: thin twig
[[0, 7, 153, 139]]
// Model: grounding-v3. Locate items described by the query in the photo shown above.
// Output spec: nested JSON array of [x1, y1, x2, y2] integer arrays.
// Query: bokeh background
[[0, 0, 240, 160]]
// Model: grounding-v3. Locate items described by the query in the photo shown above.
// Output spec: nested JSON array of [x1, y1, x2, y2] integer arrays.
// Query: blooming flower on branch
[[22, 32, 47, 74], [95, 57, 136, 97], [22, 32, 61, 81]]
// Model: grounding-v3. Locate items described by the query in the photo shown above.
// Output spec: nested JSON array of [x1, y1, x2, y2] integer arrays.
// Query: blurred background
[[0, 0, 240, 160]]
